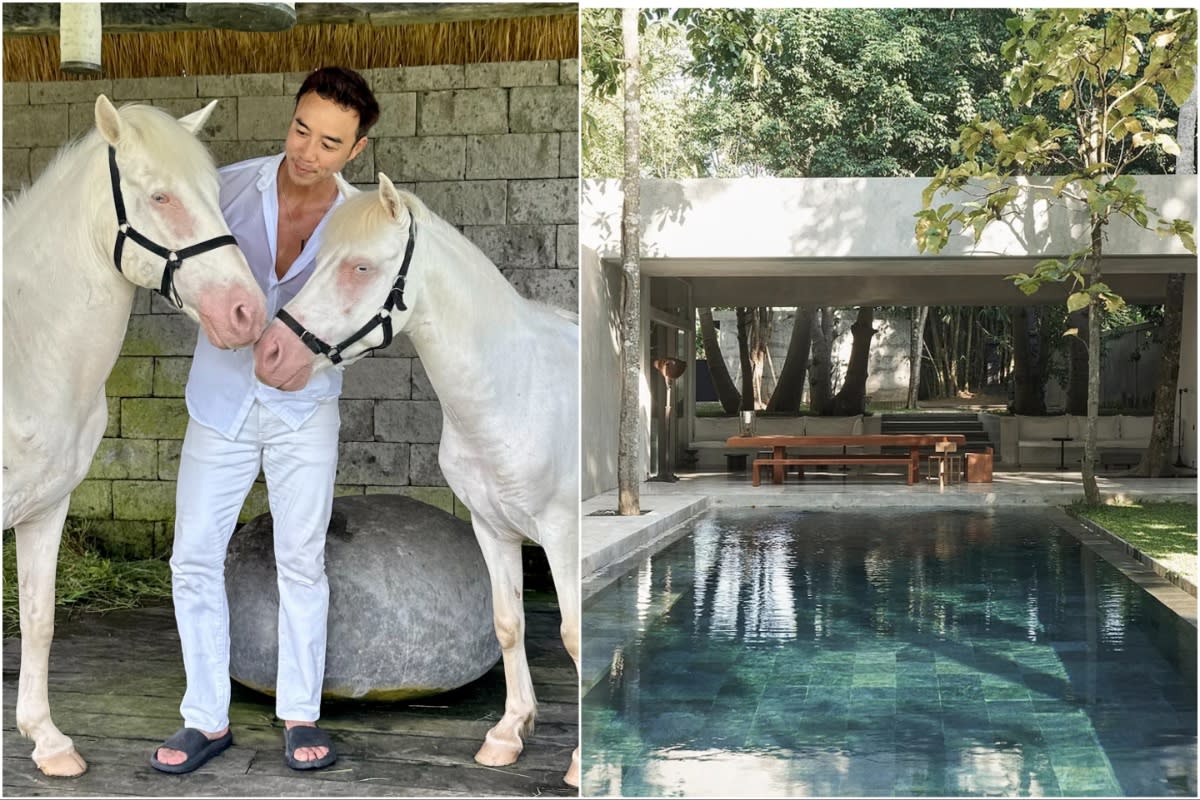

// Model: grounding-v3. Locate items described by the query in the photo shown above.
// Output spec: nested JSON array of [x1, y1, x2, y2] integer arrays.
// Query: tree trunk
[[735, 307, 755, 412], [1010, 306, 1046, 415], [749, 308, 773, 409], [1067, 307, 1089, 415], [698, 307, 741, 413], [826, 307, 875, 416], [808, 307, 835, 414], [767, 306, 814, 412], [617, 8, 642, 516], [1131, 273, 1185, 477], [927, 311, 947, 397], [1081, 221, 1103, 504], [906, 306, 929, 408]]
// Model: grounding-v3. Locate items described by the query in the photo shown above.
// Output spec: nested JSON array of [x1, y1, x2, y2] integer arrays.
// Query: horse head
[[96, 95, 266, 349], [254, 173, 428, 391]]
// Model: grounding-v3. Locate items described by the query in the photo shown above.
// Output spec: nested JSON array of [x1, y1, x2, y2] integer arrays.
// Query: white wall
[[581, 244, 622, 499], [583, 176, 1196, 263]]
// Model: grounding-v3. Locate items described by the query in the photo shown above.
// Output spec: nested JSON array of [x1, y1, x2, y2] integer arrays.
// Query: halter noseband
[[108, 145, 240, 308], [275, 222, 416, 366]]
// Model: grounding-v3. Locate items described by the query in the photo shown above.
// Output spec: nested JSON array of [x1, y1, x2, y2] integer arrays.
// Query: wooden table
[[725, 434, 969, 486]]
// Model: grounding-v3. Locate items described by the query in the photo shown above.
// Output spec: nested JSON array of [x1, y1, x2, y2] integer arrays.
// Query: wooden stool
[[928, 440, 963, 487]]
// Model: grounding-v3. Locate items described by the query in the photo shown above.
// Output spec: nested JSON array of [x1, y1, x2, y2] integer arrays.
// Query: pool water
[[582, 509, 1196, 797]]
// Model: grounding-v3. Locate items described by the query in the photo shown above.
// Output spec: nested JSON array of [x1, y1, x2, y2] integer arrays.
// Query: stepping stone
[[225, 494, 499, 700]]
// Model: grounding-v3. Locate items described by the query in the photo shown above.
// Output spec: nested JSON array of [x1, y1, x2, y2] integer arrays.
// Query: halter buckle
[[168, 252, 179, 262], [119, 223, 130, 233]]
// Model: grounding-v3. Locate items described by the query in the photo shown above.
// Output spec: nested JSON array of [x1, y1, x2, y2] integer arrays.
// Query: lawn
[[1073, 501, 1198, 585]]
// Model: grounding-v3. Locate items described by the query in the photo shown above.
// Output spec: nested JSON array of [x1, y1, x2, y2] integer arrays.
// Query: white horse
[[252, 174, 580, 787], [3, 96, 267, 776]]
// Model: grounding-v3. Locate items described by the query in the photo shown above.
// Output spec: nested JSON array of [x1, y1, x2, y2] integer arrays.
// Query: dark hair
[[295, 66, 380, 142]]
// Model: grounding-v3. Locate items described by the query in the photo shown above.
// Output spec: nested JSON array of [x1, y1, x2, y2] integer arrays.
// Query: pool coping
[[1046, 507, 1197, 627], [1065, 508, 1198, 599], [581, 495, 710, 601]]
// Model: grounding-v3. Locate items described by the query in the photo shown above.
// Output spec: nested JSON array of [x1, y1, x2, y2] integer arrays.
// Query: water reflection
[[582, 509, 1197, 797]]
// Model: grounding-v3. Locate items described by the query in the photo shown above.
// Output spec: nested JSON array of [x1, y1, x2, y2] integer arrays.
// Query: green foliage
[[586, 8, 1035, 178], [584, 8, 777, 98], [582, 17, 718, 178], [916, 8, 1197, 278], [719, 8, 1020, 177], [582, 8, 778, 179], [2, 523, 173, 637]]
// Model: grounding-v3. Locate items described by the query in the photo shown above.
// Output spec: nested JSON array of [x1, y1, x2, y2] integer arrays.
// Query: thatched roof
[[3, 4, 578, 82]]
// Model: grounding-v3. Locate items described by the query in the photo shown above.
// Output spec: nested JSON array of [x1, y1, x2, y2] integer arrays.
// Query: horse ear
[[377, 172, 405, 222], [94, 94, 122, 145], [177, 99, 218, 135]]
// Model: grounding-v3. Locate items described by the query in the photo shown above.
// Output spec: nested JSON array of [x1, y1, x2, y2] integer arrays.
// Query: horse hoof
[[36, 748, 87, 777], [564, 756, 580, 787], [474, 736, 522, 767]]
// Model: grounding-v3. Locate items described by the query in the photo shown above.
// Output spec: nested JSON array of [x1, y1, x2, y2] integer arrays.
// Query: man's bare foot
[[284, 720, 329, 764], [155, 727, 229, 767]]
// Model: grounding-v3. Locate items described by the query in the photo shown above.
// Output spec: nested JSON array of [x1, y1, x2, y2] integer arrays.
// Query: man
[[151, 67, 379, 774]]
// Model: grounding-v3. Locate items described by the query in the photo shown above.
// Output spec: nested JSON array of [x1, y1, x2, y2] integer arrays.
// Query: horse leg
[[14, 496, 88, 776], [473, 527, 536, 768], [543, 528, 581, 788]]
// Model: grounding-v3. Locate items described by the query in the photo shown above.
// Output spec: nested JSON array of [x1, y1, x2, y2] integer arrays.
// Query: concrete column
[[640, 274, 653, 480], [685, 289, 696, 448], [1179, 274, 1197, 469]]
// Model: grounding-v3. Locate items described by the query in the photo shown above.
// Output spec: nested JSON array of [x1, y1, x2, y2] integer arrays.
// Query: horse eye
[[355, 264, 370, 273], [152, 192, 170, 205]]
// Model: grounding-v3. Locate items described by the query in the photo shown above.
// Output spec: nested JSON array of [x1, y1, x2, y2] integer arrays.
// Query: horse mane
[[323, 186, 435, 248], [5, 103, 218, 216]]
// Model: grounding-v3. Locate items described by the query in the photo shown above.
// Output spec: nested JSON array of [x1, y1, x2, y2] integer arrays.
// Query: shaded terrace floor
[[2, 594, 577, 798]]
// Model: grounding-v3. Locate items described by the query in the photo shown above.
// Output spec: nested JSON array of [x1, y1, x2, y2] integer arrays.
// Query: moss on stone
[[120, 398, 188, 439], [87, 438, 158, 480], [106, 357, 154, 397], [152, 357, 192, 397], [68, 480, 112, 518], [112, 480, 176, 521]]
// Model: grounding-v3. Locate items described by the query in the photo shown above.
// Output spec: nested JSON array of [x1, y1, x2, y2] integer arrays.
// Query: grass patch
[[2, 522, 172, 638], [1072, 501, 1198, 584]]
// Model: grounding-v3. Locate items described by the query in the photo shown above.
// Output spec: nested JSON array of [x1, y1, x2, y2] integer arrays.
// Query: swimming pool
[[582, 508, 1196, 797]]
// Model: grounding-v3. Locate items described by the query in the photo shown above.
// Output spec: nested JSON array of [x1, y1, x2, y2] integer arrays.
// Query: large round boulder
[[225, 494, 499, 700]]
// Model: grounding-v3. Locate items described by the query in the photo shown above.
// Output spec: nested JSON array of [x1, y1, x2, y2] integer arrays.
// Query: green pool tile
[[809, 671, 854, 688], [852, 671, 898, 688], [1051, 765, 1121, 796]]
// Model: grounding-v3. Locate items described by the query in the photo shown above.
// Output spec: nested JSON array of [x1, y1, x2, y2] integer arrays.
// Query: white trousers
[[171, 399, 340, 733]]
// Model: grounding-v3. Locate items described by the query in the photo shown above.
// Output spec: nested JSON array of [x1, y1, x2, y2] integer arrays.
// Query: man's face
[[283, 91, 367, 188]]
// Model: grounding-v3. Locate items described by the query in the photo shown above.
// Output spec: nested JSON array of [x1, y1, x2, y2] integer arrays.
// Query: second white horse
[[252, 174, 580, 786]]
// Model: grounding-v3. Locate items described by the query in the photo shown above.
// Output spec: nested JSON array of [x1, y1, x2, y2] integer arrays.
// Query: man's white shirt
[[185, 154, 355, 439]]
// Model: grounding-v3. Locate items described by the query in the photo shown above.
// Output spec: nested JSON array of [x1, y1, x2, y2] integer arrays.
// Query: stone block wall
[[3, 61, 579, 557]]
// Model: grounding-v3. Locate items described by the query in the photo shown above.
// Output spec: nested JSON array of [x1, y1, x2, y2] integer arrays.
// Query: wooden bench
[[751, 454, 916, 486], [727, 434, 967, 486]]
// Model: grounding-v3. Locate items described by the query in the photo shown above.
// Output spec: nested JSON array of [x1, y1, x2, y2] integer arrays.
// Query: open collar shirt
[[185, 154, 355, 439]]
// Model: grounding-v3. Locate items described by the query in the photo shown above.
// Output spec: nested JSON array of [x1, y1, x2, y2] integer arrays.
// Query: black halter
[[108, 145, 240, 308], [274, 222, 416, 366]]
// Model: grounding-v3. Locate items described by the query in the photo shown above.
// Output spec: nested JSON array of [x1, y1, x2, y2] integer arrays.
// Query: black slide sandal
[[150, 728, 233, 774]]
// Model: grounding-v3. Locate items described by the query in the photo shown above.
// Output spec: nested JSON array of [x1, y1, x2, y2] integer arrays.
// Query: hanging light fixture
[[185, 2, 297, 32], [59, 2, 102, 74]]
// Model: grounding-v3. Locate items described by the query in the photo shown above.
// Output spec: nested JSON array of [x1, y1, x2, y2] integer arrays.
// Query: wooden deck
[[3, 594, 577, 797]]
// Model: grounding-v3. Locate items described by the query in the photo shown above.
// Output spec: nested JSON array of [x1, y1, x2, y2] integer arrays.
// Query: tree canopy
[[584, 8, 1188, 180]]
